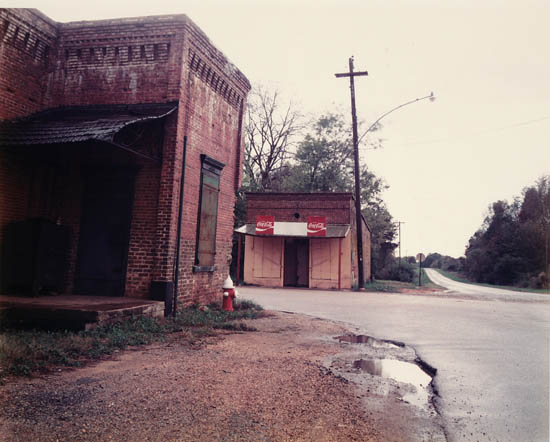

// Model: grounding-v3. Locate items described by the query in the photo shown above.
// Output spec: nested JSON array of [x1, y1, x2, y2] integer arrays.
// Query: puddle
[[353, 358, 432, 407], [337, 334, 402, 349]]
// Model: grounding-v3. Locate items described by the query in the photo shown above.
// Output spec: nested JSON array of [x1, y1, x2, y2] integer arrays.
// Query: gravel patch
[[0, 311, 444, 441]]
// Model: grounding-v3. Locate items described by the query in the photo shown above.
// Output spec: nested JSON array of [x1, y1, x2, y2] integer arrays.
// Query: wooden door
[[284, 238, 309, 287], [75, 168, 136, 296]]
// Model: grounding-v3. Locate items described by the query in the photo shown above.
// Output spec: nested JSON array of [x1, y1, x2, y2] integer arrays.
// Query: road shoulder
[[0, 311, 445, 441]]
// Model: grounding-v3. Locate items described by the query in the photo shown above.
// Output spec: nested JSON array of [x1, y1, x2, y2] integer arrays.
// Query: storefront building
[[0, 8, 250, 308], [235, 192, 371, 290]]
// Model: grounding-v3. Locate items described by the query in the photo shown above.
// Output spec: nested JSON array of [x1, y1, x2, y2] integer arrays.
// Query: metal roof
[[235, 223, 350, 238], [0, 102, 178, 146]]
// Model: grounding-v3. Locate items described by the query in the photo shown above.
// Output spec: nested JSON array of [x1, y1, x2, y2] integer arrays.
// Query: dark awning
[[0, 102, 178, 146], [235, 223, 350, 238]]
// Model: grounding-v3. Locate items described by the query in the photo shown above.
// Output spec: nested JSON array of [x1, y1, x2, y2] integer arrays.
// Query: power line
[[359, 115, 550, 150]]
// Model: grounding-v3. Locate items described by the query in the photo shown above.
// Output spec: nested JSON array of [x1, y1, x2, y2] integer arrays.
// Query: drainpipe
[[172, 135, 187, 317]]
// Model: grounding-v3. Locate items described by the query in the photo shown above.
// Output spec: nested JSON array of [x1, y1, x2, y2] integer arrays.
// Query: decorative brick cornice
[[188, 49, 245, 110], [0, 9, 56, 65]]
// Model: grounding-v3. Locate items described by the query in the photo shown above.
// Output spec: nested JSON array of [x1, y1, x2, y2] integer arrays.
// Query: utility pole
[[396, 221, 405, 267], [335, 57, 368, 289]]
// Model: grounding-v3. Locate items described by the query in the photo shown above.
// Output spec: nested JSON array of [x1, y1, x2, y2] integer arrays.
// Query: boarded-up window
[[194, 154, 224, 271]]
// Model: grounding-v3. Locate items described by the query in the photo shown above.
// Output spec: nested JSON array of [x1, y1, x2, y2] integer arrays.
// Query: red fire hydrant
[[222, 276, 237, 311]]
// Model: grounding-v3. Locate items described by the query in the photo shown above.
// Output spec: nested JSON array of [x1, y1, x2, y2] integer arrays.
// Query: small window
[[194, 154, 225, 272]]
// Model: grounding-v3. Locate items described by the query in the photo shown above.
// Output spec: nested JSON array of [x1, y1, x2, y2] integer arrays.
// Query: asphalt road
[[425, 268, 550, 301], [238, 273, 550, 442]]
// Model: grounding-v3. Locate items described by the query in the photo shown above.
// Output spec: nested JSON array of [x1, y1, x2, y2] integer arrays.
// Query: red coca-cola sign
[[256, 215, 275, 235], [307, 216, 326, 236]]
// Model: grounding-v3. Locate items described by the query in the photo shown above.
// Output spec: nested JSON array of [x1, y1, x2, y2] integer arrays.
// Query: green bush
[[377, 260, 416, 282]]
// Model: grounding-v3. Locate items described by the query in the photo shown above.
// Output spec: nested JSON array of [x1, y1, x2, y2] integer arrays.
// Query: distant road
[[425, 268, 550, 301]]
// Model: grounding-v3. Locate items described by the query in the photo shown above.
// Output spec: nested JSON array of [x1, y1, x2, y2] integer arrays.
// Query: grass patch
[[364, 280, 405, 292], [436, 269, 550, 294], [365, 269, 443, 292], [0, 299, 265, 382]]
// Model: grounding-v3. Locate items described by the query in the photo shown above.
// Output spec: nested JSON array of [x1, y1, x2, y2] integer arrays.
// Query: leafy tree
[[463, 176, 550, 289], [518, 176, 550, 287], [283, 113, 353, 192], [284, 112, 397, 278], [364, 201, 396, 277], [423, 252, 463, 272], [423, 253, 442, 268]]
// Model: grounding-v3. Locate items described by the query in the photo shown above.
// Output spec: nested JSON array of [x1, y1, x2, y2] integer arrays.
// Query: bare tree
[[244, 86, 302, 191]]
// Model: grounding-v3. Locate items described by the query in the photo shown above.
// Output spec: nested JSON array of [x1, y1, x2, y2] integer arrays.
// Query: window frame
[[193, 154, 225, 273]]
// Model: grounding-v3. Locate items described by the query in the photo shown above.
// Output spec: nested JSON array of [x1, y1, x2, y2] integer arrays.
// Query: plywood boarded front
[[310, 236, 352, 289], [243, 236, 283, 286]]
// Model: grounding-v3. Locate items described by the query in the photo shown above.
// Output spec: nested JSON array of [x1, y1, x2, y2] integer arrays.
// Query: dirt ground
[[0, 311, 446, 441]]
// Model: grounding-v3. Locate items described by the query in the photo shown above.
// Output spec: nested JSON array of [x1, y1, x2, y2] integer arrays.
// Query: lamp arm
[[358, 93, 434, 145]]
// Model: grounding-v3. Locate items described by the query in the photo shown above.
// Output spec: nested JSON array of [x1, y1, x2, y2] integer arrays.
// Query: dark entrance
[[75, 168, 136, 296], [284, 238, 309, 287]]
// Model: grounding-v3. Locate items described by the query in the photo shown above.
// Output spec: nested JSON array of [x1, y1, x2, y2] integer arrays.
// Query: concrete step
[[0, 295, 165, 330]]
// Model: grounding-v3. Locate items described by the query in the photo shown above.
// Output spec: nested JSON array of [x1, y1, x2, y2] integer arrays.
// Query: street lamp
[[358, 92, 435, 282], [335, 56, 435, 289], [358, 92, 436, 146]]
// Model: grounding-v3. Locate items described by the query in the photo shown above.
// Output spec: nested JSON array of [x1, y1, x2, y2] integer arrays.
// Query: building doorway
[[284, 238, 309, 287], [75, 168, 136, 296]]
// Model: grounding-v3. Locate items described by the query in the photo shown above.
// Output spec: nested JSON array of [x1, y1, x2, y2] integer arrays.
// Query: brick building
[[235, 193, 371, 290], [0, 8, 250, 309]]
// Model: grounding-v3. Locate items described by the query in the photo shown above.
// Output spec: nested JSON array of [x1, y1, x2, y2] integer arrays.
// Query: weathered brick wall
[[151, 110, 181, 288], [50, 16, 185, 107], [245, 193, 354, 224], [0, 9, 57, 119], [125, 159, 161, 298], [174, 26, 249, 305]]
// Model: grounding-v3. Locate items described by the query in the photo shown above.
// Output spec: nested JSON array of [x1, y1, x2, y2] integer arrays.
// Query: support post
[[335, 57, 368, 290], [236, 234, 242, 286], [338, 238, 342, 290]]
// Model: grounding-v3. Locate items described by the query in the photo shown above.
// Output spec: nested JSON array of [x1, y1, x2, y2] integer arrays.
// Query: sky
[[31, 0, 550, 258]]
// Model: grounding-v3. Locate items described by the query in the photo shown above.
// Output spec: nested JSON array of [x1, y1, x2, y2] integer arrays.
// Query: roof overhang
[[235, 222, 350, 238], [0, 102, 178, 161]]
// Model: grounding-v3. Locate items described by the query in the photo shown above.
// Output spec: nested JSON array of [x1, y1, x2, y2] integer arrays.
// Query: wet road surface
[[238, 279, 550, 442]]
